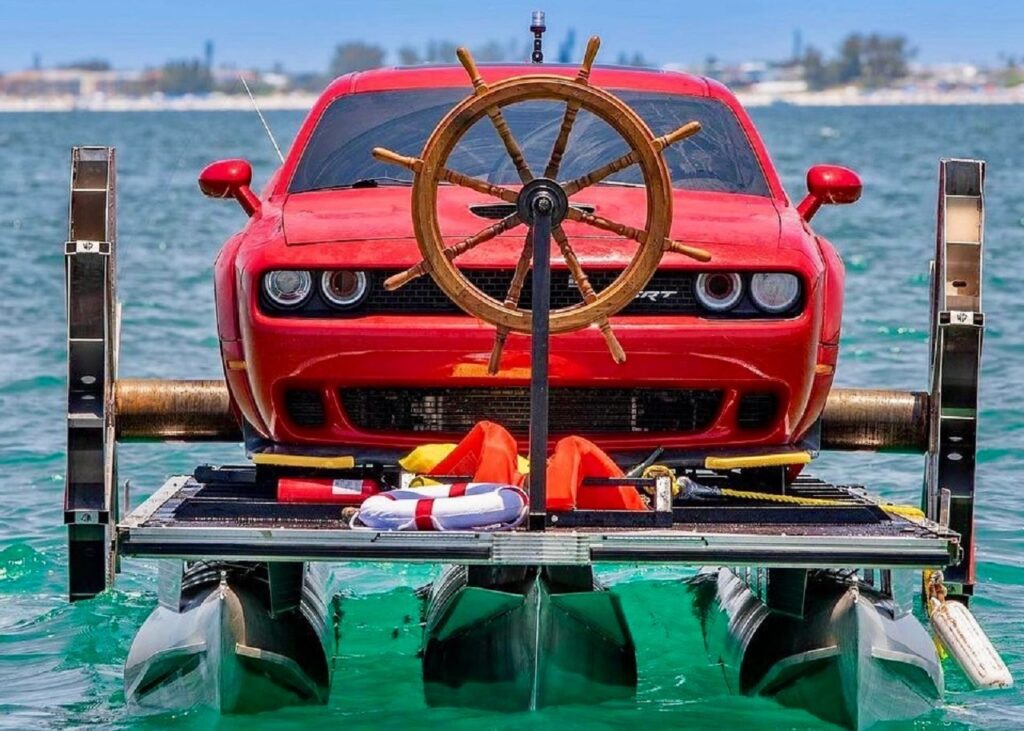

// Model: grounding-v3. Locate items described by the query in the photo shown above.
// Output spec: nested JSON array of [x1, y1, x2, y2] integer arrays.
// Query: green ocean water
[[0, 105, 1021, 729]]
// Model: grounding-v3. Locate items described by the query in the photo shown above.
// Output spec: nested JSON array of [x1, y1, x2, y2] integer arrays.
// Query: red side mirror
[[798, 164, 862, 221], [198, 159, 261, 216]]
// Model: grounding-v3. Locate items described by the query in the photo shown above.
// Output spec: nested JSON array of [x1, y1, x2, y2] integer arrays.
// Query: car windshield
[[289, 87, 770, 196]]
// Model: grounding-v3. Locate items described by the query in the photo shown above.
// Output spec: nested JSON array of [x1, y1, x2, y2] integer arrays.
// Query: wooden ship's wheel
[[374, 36, 711, 373]]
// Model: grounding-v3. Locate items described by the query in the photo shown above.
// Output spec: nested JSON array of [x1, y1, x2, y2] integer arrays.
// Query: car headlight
[[263, 270, 312, 308], [695, 272, 743, 312], [321, 270, 369, 308], [750, 273, 800, 313]]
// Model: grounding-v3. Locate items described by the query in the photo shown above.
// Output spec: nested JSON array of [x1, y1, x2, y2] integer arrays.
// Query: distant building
[[694, 57, 808, 93], [0, 68, 153, 97]]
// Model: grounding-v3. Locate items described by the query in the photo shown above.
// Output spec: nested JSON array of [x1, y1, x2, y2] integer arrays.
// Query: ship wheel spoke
[[384, 214, 523, 291], [487, 233, 535, 374], [372, 148, 519, 203], [563, 206, 711, 262], [457, 47, 534, 184], [542, 37, 602, 180], [442, 169, 520, 203], [561, 120, 702, 196], [553, 225, 625, 363]]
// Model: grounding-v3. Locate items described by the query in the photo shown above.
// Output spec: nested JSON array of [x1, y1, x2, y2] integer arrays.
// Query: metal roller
[[819, 388, 930, 453], [113, 379, 932, 452], [116, 379, 238, 441]]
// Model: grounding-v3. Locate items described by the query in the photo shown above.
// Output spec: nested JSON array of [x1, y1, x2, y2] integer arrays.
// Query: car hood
[[281, 186, 782, 267]]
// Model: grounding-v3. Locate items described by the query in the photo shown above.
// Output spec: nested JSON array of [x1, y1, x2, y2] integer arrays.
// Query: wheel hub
[[516, 178, 569, 226]]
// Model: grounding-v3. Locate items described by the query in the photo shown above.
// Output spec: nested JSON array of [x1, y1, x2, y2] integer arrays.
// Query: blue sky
[[1, 0, 1022, 72]]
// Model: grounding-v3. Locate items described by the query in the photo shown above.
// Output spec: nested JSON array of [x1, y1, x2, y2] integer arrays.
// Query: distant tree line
[[48, 31, 656, 96], [158, 59, 213, 95], [59, 58, 112, 72], [801, 33, 915, 90], [322, 31, 651, 81]]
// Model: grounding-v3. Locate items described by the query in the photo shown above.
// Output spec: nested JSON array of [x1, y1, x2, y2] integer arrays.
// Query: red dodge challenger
[[202, 63, 860, 462]]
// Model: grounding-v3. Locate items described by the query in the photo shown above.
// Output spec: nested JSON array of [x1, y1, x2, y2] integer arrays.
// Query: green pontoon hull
[[124, 563, 333, 714], [692, 568, 942, 730], [422, 565, 637, 710]]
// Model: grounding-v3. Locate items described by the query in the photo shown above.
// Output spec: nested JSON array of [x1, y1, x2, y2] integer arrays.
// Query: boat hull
[[691, 568, 942, 730], [124, 562, 333, 714], [422, 565, 637, 710]]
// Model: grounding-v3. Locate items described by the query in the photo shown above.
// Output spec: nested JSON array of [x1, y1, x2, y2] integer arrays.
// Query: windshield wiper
[[304, 177, 414, 192], [350, 176, 414, 188], [594, 180, 646, 189]]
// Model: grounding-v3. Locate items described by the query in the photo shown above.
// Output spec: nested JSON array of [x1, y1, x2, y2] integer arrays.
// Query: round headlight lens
[[321, 270, 368, 308], [750, 273, 800, 313], [263, 270, 312, 308], [695, 272, 743, 312]]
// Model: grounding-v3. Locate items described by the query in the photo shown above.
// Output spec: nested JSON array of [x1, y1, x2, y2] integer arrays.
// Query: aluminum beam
[[64, 147, 118, 600], [924, 159, 985, 600]]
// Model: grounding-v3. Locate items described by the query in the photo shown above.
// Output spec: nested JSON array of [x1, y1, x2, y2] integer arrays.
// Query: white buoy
[[930, 596, 1012, 689]]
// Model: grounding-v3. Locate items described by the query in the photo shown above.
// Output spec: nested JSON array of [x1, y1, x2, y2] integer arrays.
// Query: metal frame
[[62, 147, 980, 597], [64, 147, 119, 600], [117, 476, 959, 569], [924, 159, 985, 600]]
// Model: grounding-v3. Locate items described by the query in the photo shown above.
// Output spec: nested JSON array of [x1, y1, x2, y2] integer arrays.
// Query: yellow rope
[[877, 503, 926, 519], [719, 488, 843, 506], [641, 465, 924, 518]]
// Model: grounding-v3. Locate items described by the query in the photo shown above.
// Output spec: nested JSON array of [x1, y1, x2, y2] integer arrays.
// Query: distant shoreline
[[2, 87, 1024, 112], [736, 87, 1024, 107], [0, 93, 321, 112]]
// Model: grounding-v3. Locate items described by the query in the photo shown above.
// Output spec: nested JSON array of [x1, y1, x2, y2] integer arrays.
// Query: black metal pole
[[527, 194, 553, 530]]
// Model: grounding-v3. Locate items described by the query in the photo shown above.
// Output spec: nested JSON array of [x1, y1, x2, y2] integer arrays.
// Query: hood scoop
[[468, 202, 595, 220]]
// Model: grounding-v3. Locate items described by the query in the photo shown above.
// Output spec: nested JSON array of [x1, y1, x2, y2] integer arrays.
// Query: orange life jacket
[[427, 421, 646, 511]]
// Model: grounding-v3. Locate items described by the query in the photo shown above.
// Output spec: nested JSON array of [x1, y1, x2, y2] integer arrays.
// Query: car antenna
[[530, 10, 546, 63], [239, 75, 284, 163]]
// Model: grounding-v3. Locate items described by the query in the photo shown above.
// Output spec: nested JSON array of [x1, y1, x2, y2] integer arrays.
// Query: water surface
[[0, 105, 1021, 728]]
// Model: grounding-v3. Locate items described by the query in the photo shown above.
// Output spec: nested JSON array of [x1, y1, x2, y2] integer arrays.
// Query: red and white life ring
[[355, 483, 528, 531]]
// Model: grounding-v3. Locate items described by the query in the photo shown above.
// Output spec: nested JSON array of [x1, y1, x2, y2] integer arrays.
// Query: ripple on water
[[0, 544, 52, 590]]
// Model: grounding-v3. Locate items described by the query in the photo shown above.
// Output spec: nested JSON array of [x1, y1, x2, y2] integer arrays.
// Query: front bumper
[[235, 306, 821, 452]]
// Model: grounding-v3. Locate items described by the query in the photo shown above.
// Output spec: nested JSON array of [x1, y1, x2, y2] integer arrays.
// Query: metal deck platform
[[117, 471, 960, 569]]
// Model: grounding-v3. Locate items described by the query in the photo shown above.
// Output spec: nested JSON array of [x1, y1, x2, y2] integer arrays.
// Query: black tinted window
[[290, 87, 769, 196]]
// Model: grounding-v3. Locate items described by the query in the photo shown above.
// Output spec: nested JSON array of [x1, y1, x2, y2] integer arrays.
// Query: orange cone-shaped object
[[426, 422, 645, 511], [546, 436, 647, 511], [429, 421, 522, 484]]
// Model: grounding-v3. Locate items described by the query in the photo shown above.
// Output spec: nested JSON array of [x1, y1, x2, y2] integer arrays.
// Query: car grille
[[340, 387, 723, 435], [736, 391, 779, 430], [362, 269, 698, 314], [284, 389, 326, 428], [266, 269, 699, 316]]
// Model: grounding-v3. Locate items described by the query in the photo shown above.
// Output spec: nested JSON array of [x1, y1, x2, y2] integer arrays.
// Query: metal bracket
[[924, 158, 985, 601], [157, 559, 184, 611], [64, 147, 119, 601], [765, 568, 809, 618], [267, 562, 306, 616]]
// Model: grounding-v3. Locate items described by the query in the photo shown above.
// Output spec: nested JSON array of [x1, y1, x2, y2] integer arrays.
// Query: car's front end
[[210, 64, 846, 459]]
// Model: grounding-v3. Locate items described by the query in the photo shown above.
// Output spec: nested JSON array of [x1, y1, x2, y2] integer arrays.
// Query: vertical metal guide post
[[64, 147, 119, 600], [925, 159, 985, 601], [527, 196, 553, 530]]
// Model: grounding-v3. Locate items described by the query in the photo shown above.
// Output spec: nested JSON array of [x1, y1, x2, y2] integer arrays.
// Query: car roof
[[323, 64, 713, 99], [276, 63, 788, 204]]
